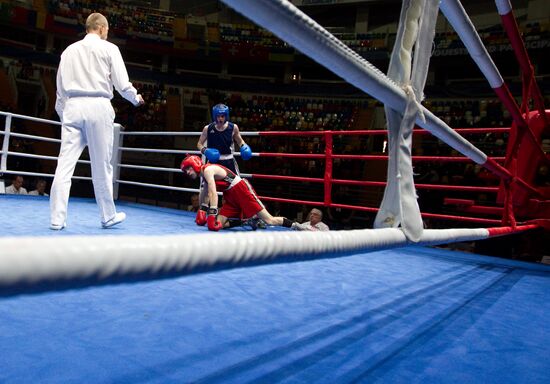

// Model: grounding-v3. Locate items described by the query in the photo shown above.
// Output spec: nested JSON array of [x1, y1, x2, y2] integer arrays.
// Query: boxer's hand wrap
[[207, 207, 222, 231], [195, 204, 208, 226]]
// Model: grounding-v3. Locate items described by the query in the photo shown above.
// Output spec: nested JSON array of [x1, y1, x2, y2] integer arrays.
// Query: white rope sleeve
[[0, 228, 493, 296], [440, 0, 504, 89], [495, 0, 512, 15]]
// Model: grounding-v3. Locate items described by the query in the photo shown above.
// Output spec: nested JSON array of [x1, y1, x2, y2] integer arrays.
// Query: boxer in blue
[[196, 103, 252, 174]]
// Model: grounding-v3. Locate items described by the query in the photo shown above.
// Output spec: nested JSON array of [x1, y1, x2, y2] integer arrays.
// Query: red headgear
[[180, 155, 202, 173]]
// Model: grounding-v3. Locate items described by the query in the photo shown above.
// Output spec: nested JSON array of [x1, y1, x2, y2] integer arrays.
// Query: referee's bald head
[[86, 13, 108, 32]]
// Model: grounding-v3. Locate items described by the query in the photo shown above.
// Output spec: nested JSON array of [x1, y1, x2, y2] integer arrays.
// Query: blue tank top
[[207, 122, 234, 155]]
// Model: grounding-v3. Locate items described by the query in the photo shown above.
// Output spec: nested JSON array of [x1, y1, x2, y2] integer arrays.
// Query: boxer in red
[[181, 155, 295, 231]]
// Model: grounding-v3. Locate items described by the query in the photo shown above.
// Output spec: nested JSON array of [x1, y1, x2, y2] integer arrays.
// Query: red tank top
[[202, 163, 237, 192]]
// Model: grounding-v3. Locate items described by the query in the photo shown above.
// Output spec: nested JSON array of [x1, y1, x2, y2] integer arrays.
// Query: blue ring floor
[[1, 194, 549, 383]]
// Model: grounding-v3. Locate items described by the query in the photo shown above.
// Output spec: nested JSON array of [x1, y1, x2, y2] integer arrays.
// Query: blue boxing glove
[[240, 143, 252, 160], [202, 147, 220, 163]]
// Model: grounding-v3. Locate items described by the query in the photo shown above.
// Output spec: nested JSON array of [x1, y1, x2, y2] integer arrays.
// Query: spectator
[[187, 193, 200, 212], [292, 208, 330, 231], [5, 175, 28, 195], [28, 179, 49, 196]]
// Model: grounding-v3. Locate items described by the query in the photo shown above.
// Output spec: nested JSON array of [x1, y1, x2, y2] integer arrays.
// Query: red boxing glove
[[195, 204, 208, 226], [207, 207, 223, 231]]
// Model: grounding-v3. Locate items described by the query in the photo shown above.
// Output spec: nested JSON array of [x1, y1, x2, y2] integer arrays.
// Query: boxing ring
[[1, 0, 550, 382], [1, 207, 549, 383]]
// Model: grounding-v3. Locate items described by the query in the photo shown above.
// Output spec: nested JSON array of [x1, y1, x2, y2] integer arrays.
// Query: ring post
[[324, 131, 333, 206], [0, 113, 13, 192]]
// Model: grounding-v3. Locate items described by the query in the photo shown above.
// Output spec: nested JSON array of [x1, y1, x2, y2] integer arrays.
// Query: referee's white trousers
[[50, 97, 117, 225]]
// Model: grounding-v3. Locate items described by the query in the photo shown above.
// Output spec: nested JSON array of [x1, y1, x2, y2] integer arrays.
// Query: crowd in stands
[[433, 22, 538, 51], [219, 23, 291, 50], [49, 0, 175, 39], [225, 94, 365, 131], [219, 19, 549, 58], [12, 60, 46, 81], [112, 81, 170, 146], [46, 0, 549, 57], [118, 81, 169, 127], [338, 33, 389, 54], [424, 99, 513, 128]]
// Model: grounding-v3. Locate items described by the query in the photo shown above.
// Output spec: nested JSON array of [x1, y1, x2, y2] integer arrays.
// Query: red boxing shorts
[[220, 179, 264, 219]]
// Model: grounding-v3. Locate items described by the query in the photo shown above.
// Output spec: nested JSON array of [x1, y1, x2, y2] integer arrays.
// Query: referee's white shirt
[[55, 33, 140, 116]]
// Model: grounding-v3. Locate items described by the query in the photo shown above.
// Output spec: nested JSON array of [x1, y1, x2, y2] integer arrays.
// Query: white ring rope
[[1, 131, 62, 143], [120, 131, 200, 136], [440, 0, 504, 89], [116, 179, 198, 193], [8, 151, 91, 165], [119, 147, 192, 155], [0, 228, 496, 296], [118, 164, 182, 173], [121, 132, 261, 137], [0, 111, 61, 126]]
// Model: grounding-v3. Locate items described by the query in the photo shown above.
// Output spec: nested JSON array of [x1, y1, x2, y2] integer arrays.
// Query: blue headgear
[[212, 104, 229, 121]]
